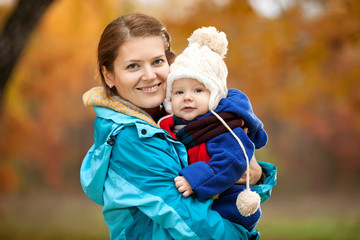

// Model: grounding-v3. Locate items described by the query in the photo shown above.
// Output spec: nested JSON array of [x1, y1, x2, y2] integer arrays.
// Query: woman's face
[[103, 36, 169, 110]]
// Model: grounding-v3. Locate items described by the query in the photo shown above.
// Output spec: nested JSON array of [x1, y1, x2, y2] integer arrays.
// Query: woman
[[80, 13, 276, 240]]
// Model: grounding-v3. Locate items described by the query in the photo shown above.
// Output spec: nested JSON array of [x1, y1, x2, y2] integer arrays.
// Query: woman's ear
[[101, 65, 115, 88]]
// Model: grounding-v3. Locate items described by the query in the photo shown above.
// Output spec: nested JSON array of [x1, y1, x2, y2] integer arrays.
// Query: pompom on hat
[[163, 26, 229, 113]]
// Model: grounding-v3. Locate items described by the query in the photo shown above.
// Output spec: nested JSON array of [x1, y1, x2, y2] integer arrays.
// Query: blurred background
[[0, 0, 359, 239]]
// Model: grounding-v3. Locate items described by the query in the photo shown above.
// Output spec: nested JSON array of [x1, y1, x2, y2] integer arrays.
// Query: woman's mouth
[[137, 83, 161, 93]]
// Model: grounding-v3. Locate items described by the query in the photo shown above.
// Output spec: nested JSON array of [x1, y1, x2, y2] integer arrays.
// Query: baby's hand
[[174, 176, 193, 197]]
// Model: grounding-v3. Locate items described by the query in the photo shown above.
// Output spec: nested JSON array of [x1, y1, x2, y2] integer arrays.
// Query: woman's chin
[[139, 96, 164, 110]]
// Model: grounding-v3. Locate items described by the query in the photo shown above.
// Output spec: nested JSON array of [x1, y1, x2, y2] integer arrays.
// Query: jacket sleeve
[[253, 161, 277, 204], [219, 89, 268, 149], [103, 124, 259, 240], [179, 127, 255, 200]]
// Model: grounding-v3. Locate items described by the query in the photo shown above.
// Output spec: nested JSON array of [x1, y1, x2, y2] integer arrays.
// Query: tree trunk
[[0, 0, 55, 106]]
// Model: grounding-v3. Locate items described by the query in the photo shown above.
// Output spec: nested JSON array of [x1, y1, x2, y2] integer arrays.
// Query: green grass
[[257, 219, 359, 240], [0, 193, 109, 240], [0, 192, 359, 239], [256, 192, 360, 240]]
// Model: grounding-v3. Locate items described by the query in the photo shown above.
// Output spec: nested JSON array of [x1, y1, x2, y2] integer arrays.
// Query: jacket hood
[[80, 106, 123, 205], [83, 87, 158, 127], [200, 89, 268, 149]]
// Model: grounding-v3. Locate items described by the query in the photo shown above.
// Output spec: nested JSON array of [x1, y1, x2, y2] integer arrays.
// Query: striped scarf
[[175, 112, 245, 149]]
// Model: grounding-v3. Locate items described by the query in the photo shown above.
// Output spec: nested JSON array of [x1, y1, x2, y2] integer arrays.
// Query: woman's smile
[[137, 83, 162, 93]]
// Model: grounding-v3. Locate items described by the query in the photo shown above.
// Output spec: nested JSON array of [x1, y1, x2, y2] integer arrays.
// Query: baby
[[159, 27, 268, 231]]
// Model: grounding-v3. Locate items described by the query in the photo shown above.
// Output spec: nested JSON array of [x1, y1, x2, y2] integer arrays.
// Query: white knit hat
[[164, 26, 229, 113]]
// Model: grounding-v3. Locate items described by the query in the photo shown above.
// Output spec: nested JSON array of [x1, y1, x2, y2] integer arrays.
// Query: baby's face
[[170, 78, 210, 121]]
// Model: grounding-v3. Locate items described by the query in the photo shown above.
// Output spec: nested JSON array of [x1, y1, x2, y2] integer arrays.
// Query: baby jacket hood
[[200, 89, 268, 149]]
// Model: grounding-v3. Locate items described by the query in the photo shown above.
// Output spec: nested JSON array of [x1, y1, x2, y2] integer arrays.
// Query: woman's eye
[[127, 64, 137, 69], [154, 59, 164, 65]]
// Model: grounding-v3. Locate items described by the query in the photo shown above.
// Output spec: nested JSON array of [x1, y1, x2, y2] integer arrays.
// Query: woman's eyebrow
[[123, 54, 166, 63], [152, 54, 166, 59], [123, 59, 141, 63]]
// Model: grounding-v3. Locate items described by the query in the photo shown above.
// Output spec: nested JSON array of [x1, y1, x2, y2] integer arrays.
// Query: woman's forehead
[[117, 36, 166, 62]]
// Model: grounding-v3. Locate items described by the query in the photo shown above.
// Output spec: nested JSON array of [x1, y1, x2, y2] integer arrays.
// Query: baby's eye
[[175, 90, 184, 95], [195, 88, 203, 93]]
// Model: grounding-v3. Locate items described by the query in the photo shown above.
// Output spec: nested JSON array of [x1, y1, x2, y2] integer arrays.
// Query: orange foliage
[[165, 0, 360, 187], [0, 0, 121, 192], [0, 0, 359, 193]]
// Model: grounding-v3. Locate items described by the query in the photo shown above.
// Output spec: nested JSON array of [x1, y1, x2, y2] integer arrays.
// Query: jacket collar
[[83, 87, 157, 127]]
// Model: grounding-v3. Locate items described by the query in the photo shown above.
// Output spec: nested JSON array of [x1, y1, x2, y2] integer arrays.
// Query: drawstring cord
[[158, 110, 251, 191], [210, 110, 250, 190], [211, 109, 260, 217], [160, 109, 260, 216]]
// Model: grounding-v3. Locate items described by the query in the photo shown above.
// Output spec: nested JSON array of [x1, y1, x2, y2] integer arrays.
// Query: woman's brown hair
[[97, 13, 176, 97]]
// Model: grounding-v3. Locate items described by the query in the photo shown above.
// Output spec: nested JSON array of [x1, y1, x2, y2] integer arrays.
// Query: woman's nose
[[142, 65, 156, 81]]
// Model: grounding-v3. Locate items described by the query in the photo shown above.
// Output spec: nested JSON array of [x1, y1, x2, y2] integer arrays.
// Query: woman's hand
[[236, 156, 262, 185], [174, 176, 194, 197], [236, 127, 263, 185]]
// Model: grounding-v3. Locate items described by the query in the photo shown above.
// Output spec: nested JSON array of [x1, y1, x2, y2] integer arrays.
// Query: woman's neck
[[143, 106, 165, 122]]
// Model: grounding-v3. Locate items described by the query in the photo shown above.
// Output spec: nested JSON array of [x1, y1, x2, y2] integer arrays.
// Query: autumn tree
[[0, 0, 359, 194], [164, 0, 360, 190], [0, 0, 55, 106]]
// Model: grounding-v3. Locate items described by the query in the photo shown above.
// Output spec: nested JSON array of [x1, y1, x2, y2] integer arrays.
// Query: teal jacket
[[80, 87, 276, 240]]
